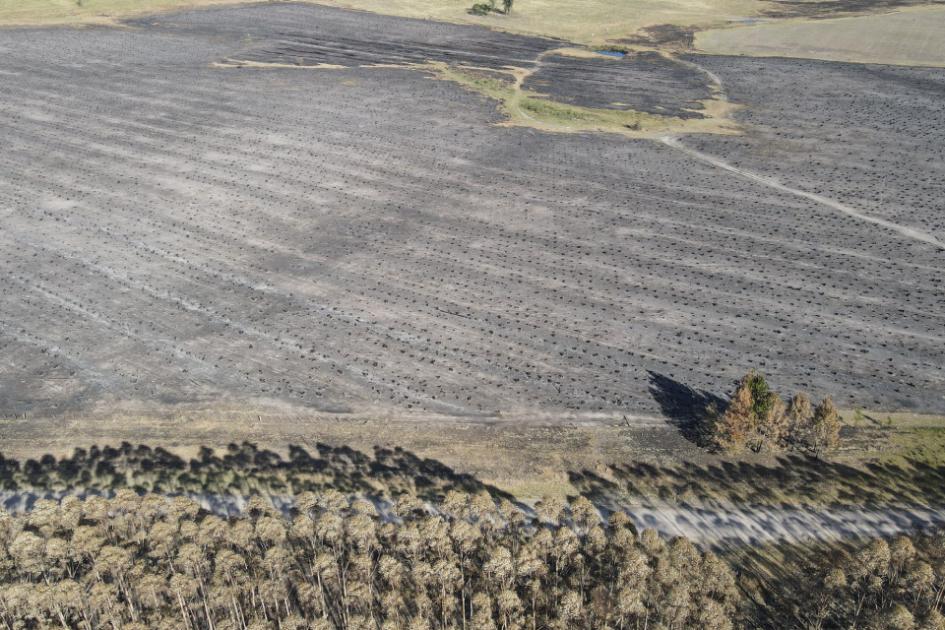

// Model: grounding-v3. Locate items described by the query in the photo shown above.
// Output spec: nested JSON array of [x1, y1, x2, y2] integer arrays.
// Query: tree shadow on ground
[[0, 441, 514, 508], [648, 370, 727, 446], [569, 452, 945, 513]]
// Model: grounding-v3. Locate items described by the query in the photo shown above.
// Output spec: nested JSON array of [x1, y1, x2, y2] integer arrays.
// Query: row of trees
[[707, 371, 842, 456], [3, 491, 943, 629], [0, 492, 740, 629]]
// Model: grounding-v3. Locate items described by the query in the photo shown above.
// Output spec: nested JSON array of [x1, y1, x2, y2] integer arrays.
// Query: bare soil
[[1, 3, 943, 436]]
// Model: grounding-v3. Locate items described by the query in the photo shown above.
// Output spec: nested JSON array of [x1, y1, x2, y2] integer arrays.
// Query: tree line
[[0, 492, 740, 629], [1, 492, 943, 629], [705, 371, 842, 456]]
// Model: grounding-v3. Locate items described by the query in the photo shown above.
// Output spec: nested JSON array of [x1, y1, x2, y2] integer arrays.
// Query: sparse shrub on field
[[802, 396, 842, 457], [707, 371, 841, 456], [468, 1, 495, 15], [469, 0, 512, 16]]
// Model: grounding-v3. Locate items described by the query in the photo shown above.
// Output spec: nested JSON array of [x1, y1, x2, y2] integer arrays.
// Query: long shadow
[[648, 370, 726, 446], [569, 452, 945, 513], [0, 441, 514, 511]]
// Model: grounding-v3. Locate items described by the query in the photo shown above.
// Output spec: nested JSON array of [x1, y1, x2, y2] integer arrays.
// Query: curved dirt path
[[660, 135, 945, 252]]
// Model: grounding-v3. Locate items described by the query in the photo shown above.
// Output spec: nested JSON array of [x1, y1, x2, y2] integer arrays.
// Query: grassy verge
[[3, 402, 942, 508], [836, 409, 945, 467]]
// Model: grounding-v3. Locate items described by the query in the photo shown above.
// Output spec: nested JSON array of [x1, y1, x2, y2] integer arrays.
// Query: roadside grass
[[482, 475, 579, 500], [889, 428, 945, 467], [562, 410, 945, 510]]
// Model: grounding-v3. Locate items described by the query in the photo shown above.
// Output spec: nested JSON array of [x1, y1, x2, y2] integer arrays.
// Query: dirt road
[[660, 135, 945, 251]]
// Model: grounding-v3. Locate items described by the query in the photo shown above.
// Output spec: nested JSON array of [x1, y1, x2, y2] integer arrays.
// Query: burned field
[[521, 51, 712, 118], [684, 55, 945, 242], [1, 2, 944, 425]]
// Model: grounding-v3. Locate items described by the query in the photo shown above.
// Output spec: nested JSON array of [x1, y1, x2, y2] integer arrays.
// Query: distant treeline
[[1, 492, 943, 629]]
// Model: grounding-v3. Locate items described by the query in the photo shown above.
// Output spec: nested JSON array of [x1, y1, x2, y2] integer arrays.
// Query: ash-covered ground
[[0, 3, 943, 419]]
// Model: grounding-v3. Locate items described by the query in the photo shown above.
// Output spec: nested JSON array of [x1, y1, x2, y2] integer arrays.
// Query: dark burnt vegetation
[[684, 56, 945, 247], [468, 0, 513, 16], [521, 51, 712, 117], [213, 3, 549, 69], [617, 24, 695, 49], [2, 5, 943, 421]]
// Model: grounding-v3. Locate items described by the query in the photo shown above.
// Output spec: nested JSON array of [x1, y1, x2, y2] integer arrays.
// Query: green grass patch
[[887, 427, 945, 466], [432, 63, 674, 134]]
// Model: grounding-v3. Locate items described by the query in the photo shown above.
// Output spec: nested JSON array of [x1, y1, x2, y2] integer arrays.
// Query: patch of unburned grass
[[837, 409, 945, 468], [694, 5, 945, 68], [482, 475, 579, 500], [881, 428, 945, 467], [429, 62, 739, 137]]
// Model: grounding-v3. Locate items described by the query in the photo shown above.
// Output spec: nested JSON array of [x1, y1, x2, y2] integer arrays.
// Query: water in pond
[[595, 50, 626, 58]]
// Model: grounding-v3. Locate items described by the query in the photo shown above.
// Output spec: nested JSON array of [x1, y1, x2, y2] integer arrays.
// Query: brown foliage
[[708, 372, 842, 456], [712, 378, 758, 452], [0, 493, 742, 629], [786, 533, 945, 630]]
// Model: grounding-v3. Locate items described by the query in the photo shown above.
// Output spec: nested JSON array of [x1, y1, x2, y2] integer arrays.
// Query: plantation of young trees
[[2, 491, 944, 629], [707, 371, 842, 456], [0, 492, 741, 629], [758, 532, 945, 630]]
